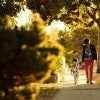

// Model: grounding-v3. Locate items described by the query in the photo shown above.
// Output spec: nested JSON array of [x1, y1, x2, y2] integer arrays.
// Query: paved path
[[37, 66, 100, 100], [53, 84, 100, 100], [53, 67, 100, 100]]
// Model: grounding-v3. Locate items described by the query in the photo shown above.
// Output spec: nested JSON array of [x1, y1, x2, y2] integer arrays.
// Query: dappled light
[[0, 0, 100, 100], [15, 5, 44, 31], [16, 7, 32, 27], [46, 20, 69, 35], [15, 6, 33, 27], [45, 20, 69, 43]]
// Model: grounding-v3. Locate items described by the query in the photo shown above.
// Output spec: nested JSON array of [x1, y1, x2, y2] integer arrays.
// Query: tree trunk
[[96, 1, 100, 73], [97, 25, 100, 73]]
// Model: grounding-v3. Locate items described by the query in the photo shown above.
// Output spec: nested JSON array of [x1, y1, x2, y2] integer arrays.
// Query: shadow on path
[[37, 67, 100, 100], [53, 83, 100, 100], [53, 67, 100, 100]]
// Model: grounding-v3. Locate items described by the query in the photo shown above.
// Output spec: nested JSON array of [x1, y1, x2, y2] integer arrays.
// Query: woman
[[82, 38, 97, 84]]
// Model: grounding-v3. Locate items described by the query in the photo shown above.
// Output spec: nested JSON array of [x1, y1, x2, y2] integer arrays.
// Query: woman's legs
[[84, 60, 94, 84], [89, 60, 94, 84], [84, 61, 90, 83]]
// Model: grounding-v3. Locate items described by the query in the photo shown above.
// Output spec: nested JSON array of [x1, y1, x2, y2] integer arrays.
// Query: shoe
[[90, 82, 93, 85], [75, 81, 76, 85], [87, 80, 89, 84]]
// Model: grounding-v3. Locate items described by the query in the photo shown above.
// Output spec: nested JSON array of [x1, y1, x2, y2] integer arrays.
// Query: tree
[[26, 0, 66, 23], [26, 0, 100, 72], [45, 0, 100, 72], [58, 26, 98, 67], [0, 14, 62, 99], [0, 0, 23, 16], [63, 0, 100, 72], [0, 1, 64, 98]]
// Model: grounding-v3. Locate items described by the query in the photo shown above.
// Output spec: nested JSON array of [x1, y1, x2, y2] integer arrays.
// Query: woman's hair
[[83, 38, 90, 44]]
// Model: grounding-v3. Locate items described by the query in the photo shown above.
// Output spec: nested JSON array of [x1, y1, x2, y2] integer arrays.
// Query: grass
[[36, 86, 59, 100]]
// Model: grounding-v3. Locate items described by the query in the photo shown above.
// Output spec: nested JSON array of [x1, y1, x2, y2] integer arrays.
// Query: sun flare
[[46, 20, 69, 35], [15, 6, 33, 28]]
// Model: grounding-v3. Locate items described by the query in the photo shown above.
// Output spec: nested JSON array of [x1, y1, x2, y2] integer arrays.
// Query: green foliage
[[26, 0, 65, 23], [2, 83, 40, 100], [57, 0, 100, 27], [0, 0, 22, 16], [0, 15, 62, 98], [0, 0, 99, 26], [0, 0, 99, 99], [58, 26, 98, 66]]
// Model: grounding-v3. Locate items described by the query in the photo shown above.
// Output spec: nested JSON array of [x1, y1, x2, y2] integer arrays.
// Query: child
[[71, 58, 79, 84]]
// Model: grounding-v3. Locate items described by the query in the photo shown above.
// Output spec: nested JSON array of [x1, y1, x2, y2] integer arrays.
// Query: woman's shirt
[[82, 44, 97, 62]]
